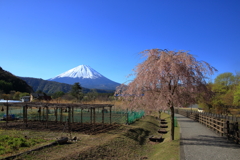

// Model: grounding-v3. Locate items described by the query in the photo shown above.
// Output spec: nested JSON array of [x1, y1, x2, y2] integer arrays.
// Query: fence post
[[22, 105, 25, 125], [68, 107, 71, 132], [42, 107, 45, 123], [93, 108, 95, 131], [38, 107, 41, 121], [102, 107, 105, 128], [81, 108, 83, 126], [235, 122, 239, 144], [6, 101, 9, 126], [60, 108, 63, 123], [23, 105, 28, 127], [199, 113, 201, 123], [110, 106, 112, 125], [72, 106, 74, 123], [226, 121, 230, 140], [221, 119, 224, 136], [90, 107, 92, 125], [55, 107, 58, 123], [46, 106, 48, 128]]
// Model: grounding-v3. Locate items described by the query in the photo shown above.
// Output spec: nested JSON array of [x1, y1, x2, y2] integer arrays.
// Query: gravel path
[[175, 114, 240, 160]]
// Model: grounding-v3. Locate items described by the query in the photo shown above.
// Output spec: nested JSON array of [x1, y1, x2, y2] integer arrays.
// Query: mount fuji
[[48, 65, 120, 90]]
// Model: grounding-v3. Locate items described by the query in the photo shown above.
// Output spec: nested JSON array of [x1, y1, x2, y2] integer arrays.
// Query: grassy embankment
[[0, 112, 180, 160]]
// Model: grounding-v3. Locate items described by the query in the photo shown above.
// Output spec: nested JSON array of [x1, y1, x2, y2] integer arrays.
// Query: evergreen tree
[[71, 82, 83, 102], [52, 91, 65, 99]]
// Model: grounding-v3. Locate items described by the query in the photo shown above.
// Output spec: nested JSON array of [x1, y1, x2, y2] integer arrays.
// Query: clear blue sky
[[1, 0, 240, 84]]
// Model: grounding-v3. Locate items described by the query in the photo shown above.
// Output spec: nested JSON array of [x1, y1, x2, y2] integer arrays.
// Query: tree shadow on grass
[[124, 128, 150, 145]]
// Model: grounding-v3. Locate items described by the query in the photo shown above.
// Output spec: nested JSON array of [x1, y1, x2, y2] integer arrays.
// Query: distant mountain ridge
[[48, 65, 120, 90], [20, 77, 115, 95]]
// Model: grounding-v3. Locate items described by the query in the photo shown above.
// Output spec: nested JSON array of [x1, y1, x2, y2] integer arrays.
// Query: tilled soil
[[0, 120, 120, 135]]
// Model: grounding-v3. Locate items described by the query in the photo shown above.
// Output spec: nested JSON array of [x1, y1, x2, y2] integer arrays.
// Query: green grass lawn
[[147, 113, 180, 160]]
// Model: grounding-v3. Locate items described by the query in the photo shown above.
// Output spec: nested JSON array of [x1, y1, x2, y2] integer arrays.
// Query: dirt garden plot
[[0, 120, 120, 135]]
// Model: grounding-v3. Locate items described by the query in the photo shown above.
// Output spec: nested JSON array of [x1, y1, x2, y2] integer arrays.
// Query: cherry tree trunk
[[170, 106, 175, 140]]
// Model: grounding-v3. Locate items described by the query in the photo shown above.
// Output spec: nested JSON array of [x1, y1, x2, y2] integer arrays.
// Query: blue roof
[[0, 99, 22, 103]]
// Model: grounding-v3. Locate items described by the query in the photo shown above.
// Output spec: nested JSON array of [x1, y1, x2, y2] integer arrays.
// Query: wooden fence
[[175, 109, 240, 144]]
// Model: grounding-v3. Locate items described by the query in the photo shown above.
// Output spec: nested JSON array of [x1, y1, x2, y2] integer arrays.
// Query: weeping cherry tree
[[115, 49, 217, 140]]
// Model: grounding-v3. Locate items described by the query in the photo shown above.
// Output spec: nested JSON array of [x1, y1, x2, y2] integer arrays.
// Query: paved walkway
[[175, 114, 240, 160]]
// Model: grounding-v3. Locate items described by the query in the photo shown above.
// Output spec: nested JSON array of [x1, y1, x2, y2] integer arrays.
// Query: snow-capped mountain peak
[[48, 65, 120, 90], [50, 65, 104, 79]]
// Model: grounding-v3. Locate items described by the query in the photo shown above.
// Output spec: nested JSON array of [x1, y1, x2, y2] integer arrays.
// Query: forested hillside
[[198, 72, 240, 114], [0, 67, 33, 93], [20, 77, 72, 94]]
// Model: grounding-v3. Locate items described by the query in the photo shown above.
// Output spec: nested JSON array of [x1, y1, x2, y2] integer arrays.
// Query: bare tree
[[115, 49, 217, 140]]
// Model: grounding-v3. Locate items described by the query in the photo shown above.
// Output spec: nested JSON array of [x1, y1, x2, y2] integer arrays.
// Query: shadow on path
[[181, 135, 239, 149]]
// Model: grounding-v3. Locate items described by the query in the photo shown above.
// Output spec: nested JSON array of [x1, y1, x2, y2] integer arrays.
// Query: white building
[[21, 96, 30, 102]]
